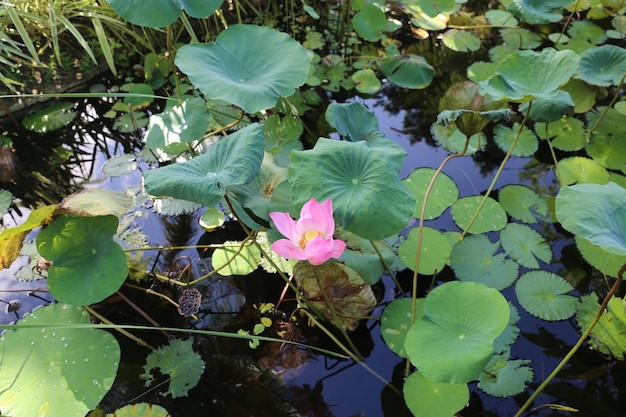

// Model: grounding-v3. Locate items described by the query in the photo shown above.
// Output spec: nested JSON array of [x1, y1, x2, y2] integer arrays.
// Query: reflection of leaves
[[293, 261, 376, 331]]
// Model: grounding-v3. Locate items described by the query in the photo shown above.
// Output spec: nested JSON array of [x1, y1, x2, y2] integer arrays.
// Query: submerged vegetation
[[0, 0, 626, 416]]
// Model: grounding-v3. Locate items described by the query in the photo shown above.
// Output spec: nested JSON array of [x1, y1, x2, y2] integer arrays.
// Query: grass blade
[[91, 15, 116, 76], [6, 6, 40, 63]]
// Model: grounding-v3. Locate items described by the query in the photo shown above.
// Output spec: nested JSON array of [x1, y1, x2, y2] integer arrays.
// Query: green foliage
[[108, 0, 222, 27], [107, 403, 171, 417], [402, 168, 459, 220], [515, 271, 578, 321], [22, 101, 76, 133], [0, 304, 120, 417], [403, 371, 469, 417], [381, 298, 421, 358]]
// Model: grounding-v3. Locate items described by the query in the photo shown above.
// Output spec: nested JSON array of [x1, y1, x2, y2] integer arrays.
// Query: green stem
[[514, 263, 625, 417], [370, 240, 404, 293]]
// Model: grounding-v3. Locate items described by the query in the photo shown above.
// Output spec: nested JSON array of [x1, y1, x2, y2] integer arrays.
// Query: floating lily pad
[[499, 184, 548, 223], [22, 101, 76, 133], [399, 227, 453, 275], [586, 107, 626, 172], [293, 261, 377, 331], [449, 234, 519, 291], [406, 281, 510, 383], [108, 0, 222, 27], [212, 241, 261, 275], [578, 45, 626, 87], [575, 236, 626, 278], [102, 154, 139, 177], [493, 123, 538, 157], [500, 223, 552, 269], [37, 215, 129, 305], [107, 403, 171, 417], [519, 90, 574, 122], [353, 4, 388, 42], [0, 205, 56, 269], [175, 25, 311, 114], [0, 303, 120, 417], [57, 188, 133, 217], [508, 0, 575, 24], [141, 339, 204, 398], [478, 353, 533, 397], [199, 208, 225, 231], [493, 303, 521, 353], [577, 294, 626, 360], [402, 168, 459, 220], [431, 124, 486, 155], [556, 182, 626, 256], [442, 29, 481, 52], [479, 48, 580, 102], [557, 156, 609, 185], [403, 371, 469, 417], [352, 68, 382, 94], [289, 137, 414, 241], [144, 123, 265, 207], [451, 196, 508, 234], [381, 298, 423, 358], [381, 54, 434, 89], [515, 270, 578, 321], [500, 27, 542, 49], [325, 102, 379, 142], [534, 117, 586, 151]]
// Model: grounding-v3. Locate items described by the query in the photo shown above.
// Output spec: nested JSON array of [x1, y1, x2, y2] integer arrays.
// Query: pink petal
[[271, 239, 308, 260], [269, 211, 300, 242], [296, 198, 335, 238], [304, 236, 336, 265], [329, 238, 346, 259]]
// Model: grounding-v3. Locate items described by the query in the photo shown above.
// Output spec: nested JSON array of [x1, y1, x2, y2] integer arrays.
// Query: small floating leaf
[[515, 270, 578, 321], [107, 403, 171, 417], [451, 196, 507, 234], [534, 117, 586, 151], [557, 156, 609, 185], [578, 45, 626, 87], [399, 227, 453, 275], [22, 101, 76, 133], [478, 353, 533, 397], [500, 223, 552, 269], [403, 371, 469, 417], [499, 184, 548, 224], [493, 123, 538, 157], [402, 168, 459, 220], [442, 29, 481, 52], [211, 241, 261, 275], [102, 154, 139, 177], [198, 208, 225, 231], [381, 54, 434, 89], [381, 298, 423, 358]]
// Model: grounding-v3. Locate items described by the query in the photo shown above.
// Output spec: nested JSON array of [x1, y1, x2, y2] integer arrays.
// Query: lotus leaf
[[508, 0, 575, 24], [515, 271, 578, 320], [519, 90, 575, 122], [353, 4, 388, 42], [325, 102, 379, 142], [102, 154, 139, 177], [289, 137, 414, 240], [22, 101, 76, 133], [405, 281, 510, 383], [198, 208, 225, 231], [398, 227, 453, 275], [485, 10, 518, 26], [107, 403, 171, 417], [335, 228, 396, 285], [57, 188, 133, 217], [575, 236, 626, 278], [143, 123, 265, 207], [381, 54, 434, 89], [0, 303, 120, 417], [37, 214, 129, 305], [557, 156, 609, 185], [499, 27, 542, 49], [556, 182, 626, 256], [381, 298, 423, 358], [141, 338, 205, 398], [211, 240, 261, 275], [403, 371, 469, 417], [534, 117, 586, 151], [175, 25, 311, 114], [449, 235, 519, 291], [499, 184, 548, 224], [578, 45, 626, 87], [451, 196, 507, 234], [442, 29, 481, 52], [293, 261, 376, 331], [577, 294, 626, 360], [108, 0, 222, 28], [431, 124, 486, 155], [500, 223, 552, 269], [493, 303, 521, 353], [494, 123, 538, 157], [478, 353, 533, 397], [402, 167, 459, 220], [479, 48, 580, 102], [352, 68, 382, 94], [560, 78, 599, 113]]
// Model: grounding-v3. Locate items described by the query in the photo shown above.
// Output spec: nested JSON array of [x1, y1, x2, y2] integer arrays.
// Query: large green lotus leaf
[[36, 215, 128, 305], [403, 371, 469, 417], [353, 4, 387, 42], [211, 240, 261, 275], [381, 54, 434, 89], [478, 353, 533, 397], [578, 45, 626, 87], [381, 298, 423, 358], [479, 48, 580, 102], [406, 281, 510, 383], [325, 102, 379, 142], [577, 294, 626, 360], [335, 228, 396, 285], [108, 0, 222, 27], [0, 303, 120, 417], [508, 0, 575, 24], [143, 123, 265, 207], [402, 168, 459, 220], [493, 123, 538, 157], [499, 184, 548, 224], [293, 261, 377, 331], [515, 271, 578, 321], [575, 236, 626, 278], [22, 101, 76, 133], [556, 182, 626, 256], [398, 227, 453, 275], [141, 339, 205, 398], [451, 196, 507, 234], [519, 90, 574, 122], [175, 25, 311, 114], [144, 97, 211, 150], [534, 117, 586, 151], [500, 223, 552, 269], [557, 156, 609, 185], [289, 138, 415, 240], [107, 403, 171, 417], [449, 235, 519, 291]]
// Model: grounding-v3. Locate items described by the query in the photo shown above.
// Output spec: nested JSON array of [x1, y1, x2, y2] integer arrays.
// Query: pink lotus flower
[[269, 198, 346, 266]]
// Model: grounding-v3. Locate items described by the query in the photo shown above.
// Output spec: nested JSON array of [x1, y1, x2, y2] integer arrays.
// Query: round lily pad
[[22, 101, 76, 133], [557, 156, 609, 185], [398, 227, 453, 275], [402, 168, 459, 220], [381, 298, 423, 358], [199, 208, 225, 231], [493, 122, 538, 157], [107, 403, 171, 417], [403, 371, 469, 417], [451, 195, 507, 234], [0, 303, 120, 417], [515, 270, 578, 321], [500, 223, 552, 269], [211, 241, 261, 275], [534, 117, 586, 152], [478, 353, 533, 397], [578, 44, 626, 87], [498, 184, 548, 224]]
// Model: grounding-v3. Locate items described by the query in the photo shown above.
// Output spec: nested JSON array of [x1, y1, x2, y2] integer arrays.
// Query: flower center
[[299, 230, 323, 249]]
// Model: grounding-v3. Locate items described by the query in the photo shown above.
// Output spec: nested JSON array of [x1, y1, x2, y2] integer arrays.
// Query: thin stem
[[586, 72, 626, 140], [514, 263, 625, 417], [370, 240, 404, 293], [84, 305, 156, 350]]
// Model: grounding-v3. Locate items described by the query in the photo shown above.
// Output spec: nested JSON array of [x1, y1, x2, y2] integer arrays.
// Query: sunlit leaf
[[102, 154, 139, 177], [557, 156, 609, 185], [500, 223, 552, 268], [107, 403, 171, 417], [381, 298, 422, 358], [141, 339, 205, 398], [403, 371, 469, 417], [451, 196, 508, 234], [0, 205, 56, 269], [449, 235, 519, 291], [399, 227, 453, 275], [0, 304, 120, 417], [515, 270, 578, 320], [402, 168, 459, 220], [212, 241, 261, 275], [37, 215, 129, 305], [57, 188, 133, 217], [176, 25, 311, 114], [406, 281, 510, 383], [22, 101, 76, 133], [534, 117, 586, 151], [508, 0, 576, 24]]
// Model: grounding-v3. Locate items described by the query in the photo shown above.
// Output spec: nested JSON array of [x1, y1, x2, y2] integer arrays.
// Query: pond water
[[0, 88, 624, 417]]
